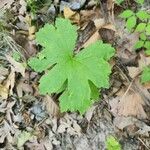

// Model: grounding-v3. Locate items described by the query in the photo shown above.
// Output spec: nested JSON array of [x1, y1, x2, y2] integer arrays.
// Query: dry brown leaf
[[64, 7, 80, 24], [0, 67, 8, 83], [44, 95, 60, 117], [138, 53, 150, 70], [110, 91, 147, 119], [0, 0, 14, 9], [80, 8, 101, 27], [0, 84, 8, 99], [4, 68, 15, 95], [6, 55, 25, 77], [19, 0, 27, 15], [57, 114, 81, 136], [94, 18, 105, 29], [64, 7, 76, 18], [85, 105, 96, 122], [102, 23, 116, 31], [114, 116, 150, 137], [82, 18, 106, 48], [0, 68, 15, 99], [16, 81, 33, 97], [83, 31, 100, 48], [127, 67, 140, 79]]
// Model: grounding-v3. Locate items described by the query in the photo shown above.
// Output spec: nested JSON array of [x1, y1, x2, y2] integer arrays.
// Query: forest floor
[[0, 0, 150, 150]]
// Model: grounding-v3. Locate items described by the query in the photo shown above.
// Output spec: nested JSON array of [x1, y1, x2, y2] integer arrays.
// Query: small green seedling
[[141, 66, 150, 83], [106, 136, 121, 150], [119, 0, 150, 55], [28, 18, 115, 114]]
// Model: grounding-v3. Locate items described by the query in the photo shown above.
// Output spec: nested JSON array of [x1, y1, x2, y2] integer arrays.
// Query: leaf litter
[[0, 0, 150, 149]]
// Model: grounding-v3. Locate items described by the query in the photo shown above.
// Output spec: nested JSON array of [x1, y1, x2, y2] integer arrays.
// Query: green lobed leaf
[[28, 18, 115, 114], [135, 23, 146, 32], [136, 10, 150, 20], [141, 67, 150, 83], [126, 16, 136, 31], [119, 10, 134, 18]]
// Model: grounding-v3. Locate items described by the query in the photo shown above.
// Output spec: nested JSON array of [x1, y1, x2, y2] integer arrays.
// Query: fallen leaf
[[0, 84, 8, 99], [57, 114, 81, 136], [0, 68, 15, 99], [83, 31, 100, 48], [80, 8, 101, 27], [64, 7, 76, 18], [0, 67, 8, 83], [64, 7, 80, 24], [17, 131, 33, 148], [138, 53, 150, 70], [127, 67, 140, 79], [114, 116, 150, 137], [44, 95, 60, 117], [110, 90, 147, 119], [99, 24, 116, 44], [85, 105, 97, 122], [6, 55, 26, 77], [16, 78, 33, 98], [0, 0, 14, 9], [4, 68, 15, 95], [0, 120, 16, 143], [25, 139, 46, 150], [19, 0, 27, 15]]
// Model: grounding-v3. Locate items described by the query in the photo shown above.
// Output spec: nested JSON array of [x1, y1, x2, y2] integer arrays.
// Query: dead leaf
[[94, 18, 105, 29], [16, 79, 33, 98], [0, 67, 8, 83], [4, 68, 15, 95], [85, 105, 97, 122], [138, 53, 150, 70], [6, 55, 25, 77], [0, 84, 8, 99], [83, 31, 100, 48], [127, 67, 140, 79], [64, 7, 76, 18], [0, 0, 14, 9], [25, 139, 46, 150], [110, 90, 147, 119], [19, 0, 27, 15], [80, 8, 101, 27], [64, 7, 80, 24], [57, 114, 81, 136], [0, 120, 16, 143], [44, 95, 60, 117], [99, 24, 116, 44], [114, 116, 150, 137], [0, 68, 15, 99]]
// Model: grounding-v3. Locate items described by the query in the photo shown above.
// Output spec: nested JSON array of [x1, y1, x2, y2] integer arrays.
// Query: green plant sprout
[[119, 0, 150, 84], [141, 66, 150, 83], [106, 135, 121, 150], [119, 0, 150, 55], [28, 18, 115, 114]]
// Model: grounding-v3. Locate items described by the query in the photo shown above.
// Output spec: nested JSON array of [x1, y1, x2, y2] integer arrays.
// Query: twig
[[138, 137, 150, 150]]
